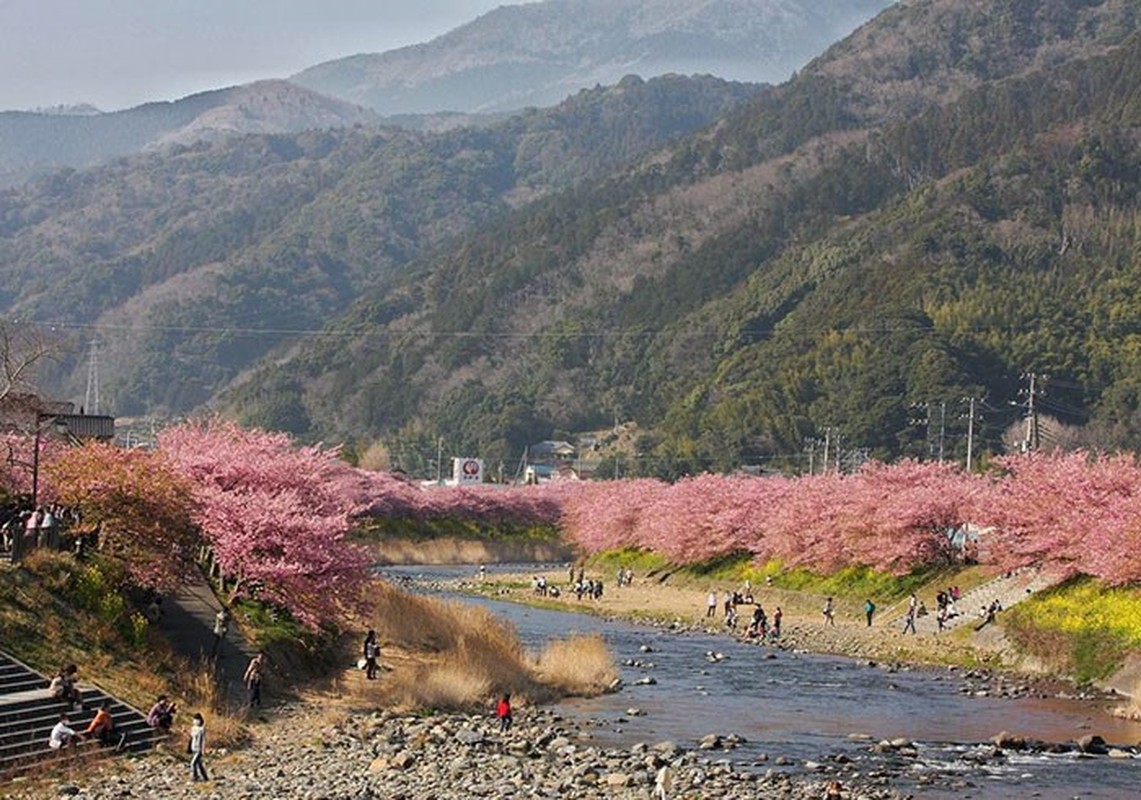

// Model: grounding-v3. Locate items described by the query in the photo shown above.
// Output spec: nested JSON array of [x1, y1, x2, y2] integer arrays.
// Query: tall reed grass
[[360, 581, 616, 711]]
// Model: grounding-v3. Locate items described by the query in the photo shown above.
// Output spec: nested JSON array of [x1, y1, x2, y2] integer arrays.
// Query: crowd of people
[[1, 503, 75, 553], [39, 641, 265, 783]]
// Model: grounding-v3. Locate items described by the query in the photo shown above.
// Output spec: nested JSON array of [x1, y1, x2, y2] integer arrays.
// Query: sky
[[0, 0, 507, 112]]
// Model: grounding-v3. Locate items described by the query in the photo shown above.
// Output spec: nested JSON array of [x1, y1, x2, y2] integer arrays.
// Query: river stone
[[455, 729, 484, 745], [391, 751, 416, 770], [368, 756, 391, 772], [991, 731, 1026, 750], [699, 734, 722, 750], [1107, 748, 1131, 758], [1077, 734, 1108, 754], [605, 772, 633, 788], [626, 707, 645, 716]]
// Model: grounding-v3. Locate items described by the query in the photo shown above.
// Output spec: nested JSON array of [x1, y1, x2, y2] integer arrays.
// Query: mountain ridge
[[234, 0, 1141, 473], [0, 80, 378, 187], [291, 0, 892, 114]]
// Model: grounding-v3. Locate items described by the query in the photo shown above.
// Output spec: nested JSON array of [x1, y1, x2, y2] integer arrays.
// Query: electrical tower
[[84, 339, 101, 415]]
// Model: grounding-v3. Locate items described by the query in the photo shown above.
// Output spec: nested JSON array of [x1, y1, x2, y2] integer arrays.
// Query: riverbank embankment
[[467, 564, 1131, 709]]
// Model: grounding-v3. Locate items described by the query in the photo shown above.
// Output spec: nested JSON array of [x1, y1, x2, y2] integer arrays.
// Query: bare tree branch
[[0, 320, 56, 403]]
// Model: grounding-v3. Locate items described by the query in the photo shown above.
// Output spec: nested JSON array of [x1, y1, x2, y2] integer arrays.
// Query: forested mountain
[[0, 81, 379, 187], [0, 75, 759, 413], [223, 0, 1141, 475], [292, 0, 891, 114]]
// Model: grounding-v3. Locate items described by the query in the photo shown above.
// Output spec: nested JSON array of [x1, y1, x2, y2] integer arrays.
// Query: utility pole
[[937, 401, 947, 463], [834, 431, 843, 473], [965, 396, 977, 472], [435, 436, 444, 484], [804, 437, 821, 475], [1022, 373, 1044, 452], [821, 428, 831, 474]]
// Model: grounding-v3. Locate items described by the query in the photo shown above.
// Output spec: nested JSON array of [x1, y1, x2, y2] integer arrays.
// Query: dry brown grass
[[535, 634, 615, 695], [353, 580, 616, 712], [372, 536, 571, 565]]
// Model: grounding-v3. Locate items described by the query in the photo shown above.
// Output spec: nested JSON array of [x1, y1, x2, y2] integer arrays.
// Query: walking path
[[157, 571, 255, 707], [881, 566, 1059, 635]]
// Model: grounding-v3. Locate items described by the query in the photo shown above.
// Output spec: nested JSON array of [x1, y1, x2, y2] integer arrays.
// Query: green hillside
[[0, 74, 758, 414], [223, 0, 1141, 475]]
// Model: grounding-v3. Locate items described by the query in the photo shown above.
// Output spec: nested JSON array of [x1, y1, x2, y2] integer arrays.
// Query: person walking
[[902, 593, 918, 635], [210, 608, 229, 660], [823, 597, 835, 626], [496, 693, 513, 732], [706, 591, 717, 618], [189, 712, 208, 782], [363, 630, 380, 680], [864, 598, 876, 627], [244, 651, 266, 708], [654, 762, 674, 800]]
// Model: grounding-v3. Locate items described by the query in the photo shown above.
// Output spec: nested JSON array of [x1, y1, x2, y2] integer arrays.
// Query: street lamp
[[29, 412, 68, 510]]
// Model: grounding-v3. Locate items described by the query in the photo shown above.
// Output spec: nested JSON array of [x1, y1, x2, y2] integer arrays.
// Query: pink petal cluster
[[158, 418, 374, 628]]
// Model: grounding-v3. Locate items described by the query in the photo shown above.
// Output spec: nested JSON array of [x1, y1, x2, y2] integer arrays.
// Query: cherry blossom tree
[[159, 418, 373, 628], [974, 451, 1141, 584], [45, 442, 199, 591]]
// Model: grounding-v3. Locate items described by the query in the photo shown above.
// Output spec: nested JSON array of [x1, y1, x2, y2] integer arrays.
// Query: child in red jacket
[[496, 693, 512, 732]]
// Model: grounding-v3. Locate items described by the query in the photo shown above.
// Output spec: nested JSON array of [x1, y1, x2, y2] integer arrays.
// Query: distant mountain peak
[[28, 103, 103, 116], [291, 0, 892, 114]]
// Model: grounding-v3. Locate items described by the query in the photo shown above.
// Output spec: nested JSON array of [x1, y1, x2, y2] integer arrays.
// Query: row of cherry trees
[[14, 419, 563, 629], [8, 417, 1140, 628], [549, 453, 1141, 586]]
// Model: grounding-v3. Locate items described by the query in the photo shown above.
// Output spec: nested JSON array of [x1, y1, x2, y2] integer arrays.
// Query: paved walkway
[[882, 567, 1059, 635], [157, 571, 255, 708]]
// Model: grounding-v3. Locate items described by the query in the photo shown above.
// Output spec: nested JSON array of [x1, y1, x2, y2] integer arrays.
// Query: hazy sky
[[0, 0, 506, 112]]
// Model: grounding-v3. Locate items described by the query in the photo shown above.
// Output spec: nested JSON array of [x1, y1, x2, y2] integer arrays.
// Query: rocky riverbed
[[18, 703, 909, 800]]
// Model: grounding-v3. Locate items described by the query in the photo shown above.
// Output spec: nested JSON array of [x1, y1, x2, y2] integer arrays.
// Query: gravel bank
[[18, 703, 906, 800]]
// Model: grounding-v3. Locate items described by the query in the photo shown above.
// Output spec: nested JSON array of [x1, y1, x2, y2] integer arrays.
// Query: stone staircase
[[884, 567, 1059, 635], [0, 651, 164, 778]]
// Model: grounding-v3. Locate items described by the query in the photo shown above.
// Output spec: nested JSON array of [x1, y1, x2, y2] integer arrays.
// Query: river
[[381, 564, 1141, 799]]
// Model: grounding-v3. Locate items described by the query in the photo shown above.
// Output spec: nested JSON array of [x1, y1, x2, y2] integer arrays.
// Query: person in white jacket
[[48, 713, 80, 751], [189, 713, 208, 782], [654, 762, 674, 800]]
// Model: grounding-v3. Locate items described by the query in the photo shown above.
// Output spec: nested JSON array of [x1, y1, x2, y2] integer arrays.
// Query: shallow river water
[[382, 564, 1141, 799]]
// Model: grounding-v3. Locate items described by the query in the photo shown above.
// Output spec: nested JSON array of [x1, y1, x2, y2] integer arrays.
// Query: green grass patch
[[1005, 577, 1141, 684], [665, 556, 947, 605], [354, 517, 560, 542], [587, 548, 671, 576], [766, 562, 946, 603]]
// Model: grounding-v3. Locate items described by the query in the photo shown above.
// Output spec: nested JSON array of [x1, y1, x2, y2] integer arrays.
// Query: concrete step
[[0, 651, 162, 779]]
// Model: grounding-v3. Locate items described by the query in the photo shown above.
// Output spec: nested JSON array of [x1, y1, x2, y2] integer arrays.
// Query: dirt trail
[[486, 565, 1017, 672]]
